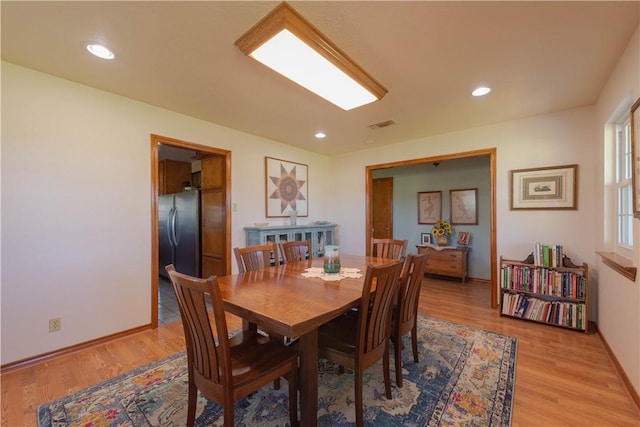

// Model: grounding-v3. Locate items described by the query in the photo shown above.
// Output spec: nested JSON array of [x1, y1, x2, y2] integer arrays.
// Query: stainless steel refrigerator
[[158, 190, 201, 278]]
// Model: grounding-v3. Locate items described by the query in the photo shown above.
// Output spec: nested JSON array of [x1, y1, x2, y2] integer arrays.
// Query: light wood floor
[[2, 278, 639, 426]]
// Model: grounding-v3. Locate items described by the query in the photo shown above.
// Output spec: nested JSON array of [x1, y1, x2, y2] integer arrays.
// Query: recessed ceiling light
[[315, 132, 326, 139], [86, 44, 115, 60], [472, 86, 491, 97]]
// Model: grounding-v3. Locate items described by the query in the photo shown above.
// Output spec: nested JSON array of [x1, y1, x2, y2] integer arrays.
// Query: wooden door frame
[[365, 148, 498, 308], [150, 134, 232, 328]]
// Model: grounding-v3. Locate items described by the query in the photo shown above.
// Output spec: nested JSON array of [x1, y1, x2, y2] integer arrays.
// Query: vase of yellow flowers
[[431, 219, 453, 246]]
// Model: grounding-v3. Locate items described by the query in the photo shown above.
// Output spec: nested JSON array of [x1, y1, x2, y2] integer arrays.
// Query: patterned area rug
[[38, 316, 517, 426]]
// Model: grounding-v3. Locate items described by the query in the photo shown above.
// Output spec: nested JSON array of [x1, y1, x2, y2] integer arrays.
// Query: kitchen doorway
[[150, 134, 231, 327]]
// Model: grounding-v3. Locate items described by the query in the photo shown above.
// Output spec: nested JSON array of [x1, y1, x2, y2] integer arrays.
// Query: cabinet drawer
[[428, 250, 462, 262], [426, 258, 462, 274]]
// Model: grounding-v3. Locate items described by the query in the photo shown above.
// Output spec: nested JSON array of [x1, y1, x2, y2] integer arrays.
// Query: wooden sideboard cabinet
[[417, 245, 469, 283], [244, 223, 337, 260]]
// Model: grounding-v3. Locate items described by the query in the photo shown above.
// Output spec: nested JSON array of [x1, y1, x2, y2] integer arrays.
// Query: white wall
[[0, 62, 330, 364], [595, 27, 640, 396], [329, 107, 597, 268]]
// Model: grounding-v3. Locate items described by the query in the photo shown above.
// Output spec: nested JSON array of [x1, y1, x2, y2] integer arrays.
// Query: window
[[616, 116, 633, 249]]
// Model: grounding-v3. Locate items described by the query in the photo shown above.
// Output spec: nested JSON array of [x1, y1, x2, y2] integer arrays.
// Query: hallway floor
[[158, 276, 181, 325]]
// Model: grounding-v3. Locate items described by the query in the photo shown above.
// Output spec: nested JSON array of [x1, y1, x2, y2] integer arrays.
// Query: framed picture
[[456, 231, 471, 246], [450, 188, 478, 225], [418, 191, 441, 224], [265, 156, 308, 217], [510, 164, 577, 210], [421, 233, 432, 245], [631, 98, 640, 217]]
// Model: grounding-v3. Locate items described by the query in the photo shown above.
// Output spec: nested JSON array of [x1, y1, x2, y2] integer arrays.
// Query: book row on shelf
[[502, 292, 587, 331], [501, 264, 586, 299], [532, 242, 565, 267]]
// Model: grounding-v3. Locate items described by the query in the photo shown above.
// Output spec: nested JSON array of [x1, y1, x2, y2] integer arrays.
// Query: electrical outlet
[[49, 317, 62, 332]]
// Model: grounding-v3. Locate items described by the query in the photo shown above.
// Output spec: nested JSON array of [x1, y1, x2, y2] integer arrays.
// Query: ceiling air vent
[[368, 119, 397, 130]]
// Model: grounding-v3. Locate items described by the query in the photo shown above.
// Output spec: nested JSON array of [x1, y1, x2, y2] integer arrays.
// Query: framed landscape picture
[[450, 188, 478, 225], [265, 157, 308, 217], [510, 164, 577, 210], [418, 191, 441, 224]]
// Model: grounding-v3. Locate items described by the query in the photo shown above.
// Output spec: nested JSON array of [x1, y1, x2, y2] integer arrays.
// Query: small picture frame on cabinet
[[421, 233, 432, 245], [456, 231, 471, 246]]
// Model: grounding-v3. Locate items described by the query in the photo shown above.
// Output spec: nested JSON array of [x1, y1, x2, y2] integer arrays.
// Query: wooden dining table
[[216, 254, 396, 427]]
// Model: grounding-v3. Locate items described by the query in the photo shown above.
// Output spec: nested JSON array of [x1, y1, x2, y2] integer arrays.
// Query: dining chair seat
[[318, 314, 358, 355]]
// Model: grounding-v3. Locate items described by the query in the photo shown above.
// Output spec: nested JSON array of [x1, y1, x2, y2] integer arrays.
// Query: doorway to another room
[[151, 134, 231, 327], [366, 148, 497, 308]]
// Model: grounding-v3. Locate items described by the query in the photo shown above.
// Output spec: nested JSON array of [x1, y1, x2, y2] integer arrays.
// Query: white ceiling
[[2, 1, 638, 156]]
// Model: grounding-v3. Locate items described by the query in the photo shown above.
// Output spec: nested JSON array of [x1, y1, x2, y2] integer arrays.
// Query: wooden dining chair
[[279, 240, 311, 263], [233, 243, 287, 364], [318, 260, 404, 427], [234, 243, 278, 273], [391, 252, 428, 387], [370, 238, 408, 260], [165, 265, 299, 427], [233, 243, 276, 334]]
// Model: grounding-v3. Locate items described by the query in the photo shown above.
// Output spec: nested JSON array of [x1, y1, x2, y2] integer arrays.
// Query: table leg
[[299, 329, 318, 427]]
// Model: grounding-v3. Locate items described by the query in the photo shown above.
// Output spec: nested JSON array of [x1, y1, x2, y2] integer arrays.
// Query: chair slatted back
[[370, 238, 408, 260], [358, 261, 404, 358], [234, 243, 277, 273], [279, 240, 311, 263], [397, 253, 428, 328]]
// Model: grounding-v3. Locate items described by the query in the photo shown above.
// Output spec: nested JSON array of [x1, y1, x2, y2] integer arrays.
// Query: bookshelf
[[500, 245, 589, 333]]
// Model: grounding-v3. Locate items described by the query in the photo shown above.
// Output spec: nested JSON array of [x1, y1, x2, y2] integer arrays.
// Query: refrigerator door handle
[[173, 207, 181, 245], [166, 207, 173, 247], [169, 207, 177, 247]]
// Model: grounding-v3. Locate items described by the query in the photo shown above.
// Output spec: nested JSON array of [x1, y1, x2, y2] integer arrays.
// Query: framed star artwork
[[265, 156, 308, 217]]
